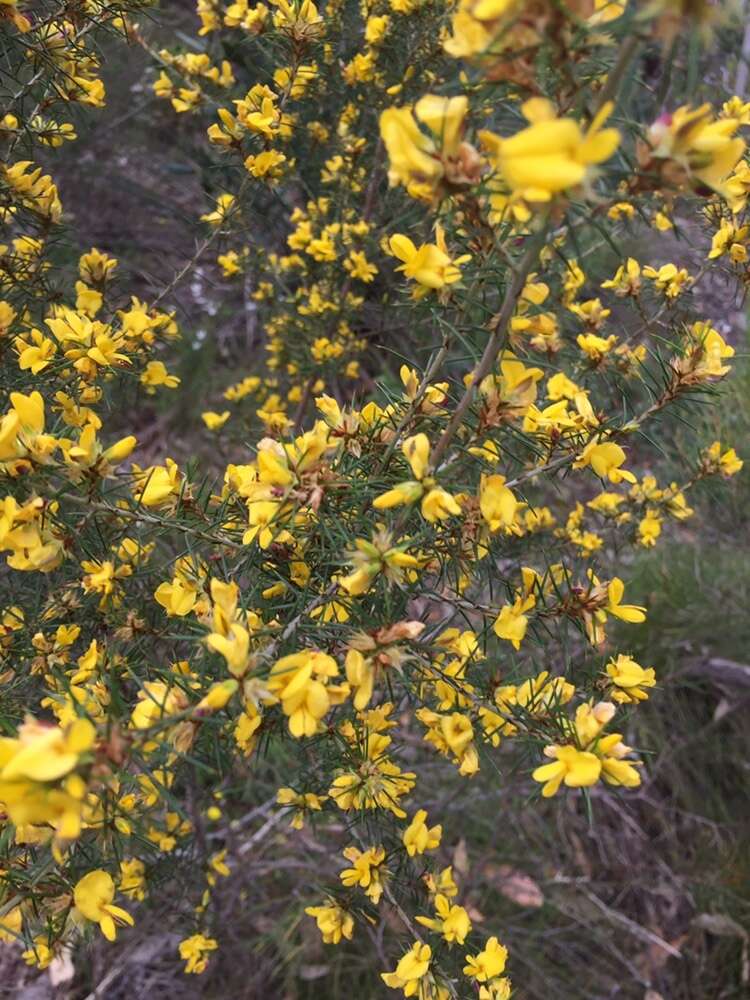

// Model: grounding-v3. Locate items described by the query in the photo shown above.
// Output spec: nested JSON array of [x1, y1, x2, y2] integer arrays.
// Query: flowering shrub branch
[[0, 0, 746, 994]]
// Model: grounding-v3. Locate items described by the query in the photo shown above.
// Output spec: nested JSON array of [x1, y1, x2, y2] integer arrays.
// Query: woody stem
[[429, 227, 548, 471]]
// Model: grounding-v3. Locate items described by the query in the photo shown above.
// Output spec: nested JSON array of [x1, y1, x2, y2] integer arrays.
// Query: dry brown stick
[[57, 491, 243, 549]]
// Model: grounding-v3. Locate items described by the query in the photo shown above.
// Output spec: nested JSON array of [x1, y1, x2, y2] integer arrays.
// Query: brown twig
[[429, 228, 549, 471]]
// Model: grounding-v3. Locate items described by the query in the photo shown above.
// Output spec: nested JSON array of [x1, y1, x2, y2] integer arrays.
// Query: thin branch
[[378, 330, 450, 473], [429, 227, 549, 471]]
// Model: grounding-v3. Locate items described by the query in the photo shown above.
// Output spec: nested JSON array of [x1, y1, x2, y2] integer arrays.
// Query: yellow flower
[[726, 158, 750, 212], [200, 193, 235, 225], [276, 786, 326, 829], [606, 654, 656, 704], [573, 700, 615, 746], [243, 499, 284, 549], [402, 808, 442, 856], [532, 745, 602, 797], [574, 439, 636, 484], [597, 734, 642, 788], [515, 670, 574, 717], [388, 230, 469, 296], [245, 149, 287, 178], [702, 440, 743, 477], [0, 716, 94, 782], [0, 905, 22, 943], [463, 936, 508, 982], [402, 432, 430, 479], [22, 939, 53, 969], [382, 941, 433, 995], [424, 865, 459, 901], [119, 859, 147, 901], [416, 893, 471, 944], [642, 262, 692, 298], [480, 99, 619, 205], [267, 650, 342, 737], [443, 0, 532, 79], [80, 247, 117, 283], [605, 577, 646, 623], [373, 434, 461, 521], [63, 423, 136, 477], [478, 980, 512, 1000], [344, 648, 376, 710], [340, 844, 387, 904], [0, 0, 31, 31], [130, 681, 189, 731], [133, 458, 182, 507], [637, 509, 662, 547], [601, 257, 641, 297], [343, 250, 378, 283], [365, 13, 389, 44], [305, 899, 355, 944], [440, 712, 479, 775], [645, 104, 745, 197], [178, 933, 218, 974], [708, 218, 749, 261], [217, 250, 244, 276], [74, 870, 134, 941], [201, 410, 230, 431], [493, 594, 535, 649], [577, 331, 616, 361], [421, 486, 462, 521], [339, 533, 419, 598], [206, 622, 250, 677], [329, 734, 415, 817], [479, 474, 518, 532], [197, 679, 238, 712], [380, 105, 441, 194], [15, 328, 56, 373], [234, 705, 262, 756], [682, 323, 735, 380], [155, 576, 199, 617], [380, 95, 477, 198]]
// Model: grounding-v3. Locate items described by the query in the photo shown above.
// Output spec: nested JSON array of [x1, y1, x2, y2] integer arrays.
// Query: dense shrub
[[0, 0, 746, 995]]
